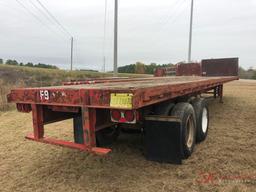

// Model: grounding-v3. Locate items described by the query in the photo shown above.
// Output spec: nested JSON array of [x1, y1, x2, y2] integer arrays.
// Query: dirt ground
[[0, 80, 255, 192]]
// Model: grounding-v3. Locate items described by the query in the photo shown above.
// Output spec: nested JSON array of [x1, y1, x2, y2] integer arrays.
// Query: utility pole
[[103, 0, 107, 73], [188, 0, 194, 63], [113, 0, 118, 76], [103, 56, 106, 72], [70, 36, 74, 71]]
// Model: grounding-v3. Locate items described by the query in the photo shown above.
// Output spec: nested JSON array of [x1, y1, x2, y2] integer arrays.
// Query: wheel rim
[[186, 115, 195, 149], [202, 107, 208, 133]]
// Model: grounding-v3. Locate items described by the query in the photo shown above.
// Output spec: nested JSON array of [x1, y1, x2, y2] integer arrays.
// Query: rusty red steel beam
[[82, 107, 97, 147], [133, 77, 237, 108], [26, 133, 111, 155], [26, 103, 111, 155], [7, 76, 238, 110]]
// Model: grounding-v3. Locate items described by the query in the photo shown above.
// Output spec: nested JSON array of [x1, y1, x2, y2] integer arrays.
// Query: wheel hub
[[186, 115, 194, 149], [202, 107, 208, 133]]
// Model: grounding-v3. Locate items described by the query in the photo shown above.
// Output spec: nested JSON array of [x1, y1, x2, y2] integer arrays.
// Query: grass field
[[0, 80, 255, 192]]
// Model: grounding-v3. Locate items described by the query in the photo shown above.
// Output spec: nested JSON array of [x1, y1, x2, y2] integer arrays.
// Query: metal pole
[[113, 0, 118, 76], [103, 0, 107, 73], [70, 37, 74, 71], [188, 0, 194, 63], [103, 56, 106, 72]]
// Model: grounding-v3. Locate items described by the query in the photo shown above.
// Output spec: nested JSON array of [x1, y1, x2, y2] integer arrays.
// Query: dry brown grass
[[0, 80, 16, 111], [0, 80, 256, 192]]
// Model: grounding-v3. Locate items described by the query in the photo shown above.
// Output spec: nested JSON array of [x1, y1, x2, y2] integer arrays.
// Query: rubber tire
[[171, 102, 196, 159], [96, 125, 120, 147], [191, 98, 209, 143]]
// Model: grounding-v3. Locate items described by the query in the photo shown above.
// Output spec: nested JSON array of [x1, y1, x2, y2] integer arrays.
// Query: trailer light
[[124, 110, 135, 122], [111, 110, 121, 121]]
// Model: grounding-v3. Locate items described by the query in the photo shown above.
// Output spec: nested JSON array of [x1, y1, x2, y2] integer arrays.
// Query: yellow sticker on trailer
[[110, 93, 133, 109]]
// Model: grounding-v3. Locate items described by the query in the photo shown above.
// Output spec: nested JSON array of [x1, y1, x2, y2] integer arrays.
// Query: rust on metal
[[7, 68, 238, 154], [82, 107, 96, 147], [155, 58, 239, 77], [31, 104, 44, 139], [25, 133, 111, 155], [154, 67, 176, 77], [176, 63, 201, 76], [49, 106, 80, 113], [202, 58, 239, 76], [8, 76, 238, 110], [16, 103, 32, 113]]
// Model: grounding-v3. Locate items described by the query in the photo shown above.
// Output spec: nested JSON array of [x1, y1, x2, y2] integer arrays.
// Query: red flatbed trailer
[[7, 75, 238, 163], [8, 76, 236, 108], [8, 56, 240, 164]]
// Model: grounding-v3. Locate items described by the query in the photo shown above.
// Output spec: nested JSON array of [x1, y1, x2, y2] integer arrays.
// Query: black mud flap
[[144, 116, 183, 164]]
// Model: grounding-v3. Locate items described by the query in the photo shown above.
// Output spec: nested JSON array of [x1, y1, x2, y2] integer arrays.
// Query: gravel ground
[[0, 80, 255, 192]]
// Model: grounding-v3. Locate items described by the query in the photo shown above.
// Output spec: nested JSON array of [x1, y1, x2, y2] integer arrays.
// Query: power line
[[156, 0, 182, 26], [27, 0, 67, 39], [28, 0, 56, 26], [144, 0, 187, 48], [34, 0, 74, 70], [15, 0, 74, 71], [123, 0, 180, 35], [159, 0, 187, 29], [160, 1, 187, 32], [0, 1, 27, 13], [123, 0, 186, 43], [15, 0, 61, 37], [128, 0, 188, 63], [35, 0, 72, 37]]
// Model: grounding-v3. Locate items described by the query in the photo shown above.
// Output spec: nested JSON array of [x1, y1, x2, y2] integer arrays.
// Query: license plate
[[110, 93, 133, 109]]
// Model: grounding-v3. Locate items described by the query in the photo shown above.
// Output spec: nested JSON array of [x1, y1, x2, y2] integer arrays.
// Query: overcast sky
[[0, 0, 256, 71]]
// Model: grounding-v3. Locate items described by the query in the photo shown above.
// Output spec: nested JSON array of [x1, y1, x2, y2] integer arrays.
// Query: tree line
[[1, 58, 255, 79], [118, 62, 175, 74], [118, 61, 256, 79], [239, 67, 256, 79], [0, 58, 58, 69]]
